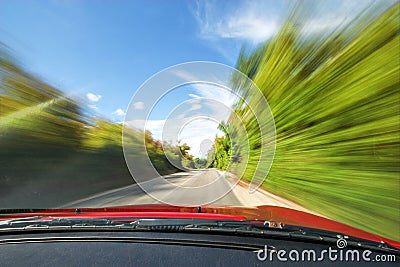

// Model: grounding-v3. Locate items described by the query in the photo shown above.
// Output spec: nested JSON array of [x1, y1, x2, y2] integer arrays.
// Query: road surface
[[62, 169, 322, 216]]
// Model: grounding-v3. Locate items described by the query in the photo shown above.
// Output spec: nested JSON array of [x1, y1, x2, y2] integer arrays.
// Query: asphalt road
[[62, 169, 321, 217], [62, 169, 242, 208]]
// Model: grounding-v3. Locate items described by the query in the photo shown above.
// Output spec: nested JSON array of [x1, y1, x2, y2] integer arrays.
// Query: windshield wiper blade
[[0, 217, 114, 230], [0, 217, 398, 253], [0, 217, 295, 235]]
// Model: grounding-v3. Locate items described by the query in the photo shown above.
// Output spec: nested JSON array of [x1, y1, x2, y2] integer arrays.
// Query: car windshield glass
[[0, 0, 398, 245]]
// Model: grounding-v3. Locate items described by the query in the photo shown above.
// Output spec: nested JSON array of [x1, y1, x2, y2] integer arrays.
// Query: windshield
[[0, 0, 398, 245]]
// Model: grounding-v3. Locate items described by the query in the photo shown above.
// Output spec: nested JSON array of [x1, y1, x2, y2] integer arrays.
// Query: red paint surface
[[1, 204, 399, 249], [39, 212, 247, 220]]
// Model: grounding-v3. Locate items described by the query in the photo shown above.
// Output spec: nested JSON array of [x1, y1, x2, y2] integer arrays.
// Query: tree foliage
[[0, 44, 183, 207], [223, 2, 400, 241]]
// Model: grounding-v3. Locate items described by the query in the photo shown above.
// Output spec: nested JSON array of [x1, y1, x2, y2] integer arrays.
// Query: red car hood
[[1, 204, 399, 249]]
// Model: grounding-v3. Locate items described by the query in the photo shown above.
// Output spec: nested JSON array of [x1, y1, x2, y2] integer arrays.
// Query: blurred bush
[[227, 3, 399, 241], [0, 44, 180, 208]]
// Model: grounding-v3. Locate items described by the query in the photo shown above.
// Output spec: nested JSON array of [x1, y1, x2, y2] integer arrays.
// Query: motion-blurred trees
[[221, 2, 400, 241], [0, 44, 182, 208]]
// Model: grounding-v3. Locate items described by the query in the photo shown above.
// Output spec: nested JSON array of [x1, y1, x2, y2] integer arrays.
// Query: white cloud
[[189, 104, 202, 111], [112, 108, 126, 116], [193, 0, 394, 45], [191, 83, 238, 110], [125, 117, 224, 158], [193, 0, 280, 44], [133, 101, 144, 110], [87, 104, 98, 110], [188, 93, 201, 98], [168, 68, 239, 111], [178, 118, 224, 158], [299, 0, 394, 35], [170, 69, 201, 82], [213, 15, 277, 43], [86, 92, 102, 102]]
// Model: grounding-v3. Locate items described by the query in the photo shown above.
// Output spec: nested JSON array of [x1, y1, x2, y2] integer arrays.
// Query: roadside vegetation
[[0, 45, 183, 208], [214, 3, 399, 241], [1, 2, 398, 242]]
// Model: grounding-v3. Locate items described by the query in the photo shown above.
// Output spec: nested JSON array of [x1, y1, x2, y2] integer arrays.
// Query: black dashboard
[[0, 230, 398, 266]]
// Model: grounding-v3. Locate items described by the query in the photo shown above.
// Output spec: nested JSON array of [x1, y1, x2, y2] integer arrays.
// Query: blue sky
[[0, 0, 385, 119], [0, 0, 246, 121], [0, 0, 391, 156]]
